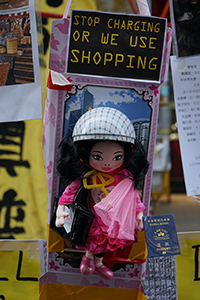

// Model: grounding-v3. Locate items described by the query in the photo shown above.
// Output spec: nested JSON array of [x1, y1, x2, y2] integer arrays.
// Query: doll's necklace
[[82, 169, 114, 197]]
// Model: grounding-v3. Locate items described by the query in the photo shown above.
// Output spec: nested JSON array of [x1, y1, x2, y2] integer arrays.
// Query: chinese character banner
[[0, 120, 47, 239]]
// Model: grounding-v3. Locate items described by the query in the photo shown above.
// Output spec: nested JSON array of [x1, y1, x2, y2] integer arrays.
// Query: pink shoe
[[80, 254, 95, 275], [95, 264, 114, 280]]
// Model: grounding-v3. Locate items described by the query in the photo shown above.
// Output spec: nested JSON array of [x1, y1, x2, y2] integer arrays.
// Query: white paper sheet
[[171, 55, 200, 197], [0, 0, 42, 122]]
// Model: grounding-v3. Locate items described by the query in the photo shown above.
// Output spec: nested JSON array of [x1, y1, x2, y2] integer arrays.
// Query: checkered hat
[[72, 107, 135, 144]]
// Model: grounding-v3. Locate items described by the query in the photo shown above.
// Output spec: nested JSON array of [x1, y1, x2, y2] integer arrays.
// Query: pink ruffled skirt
[[77, 179, 139, 254]]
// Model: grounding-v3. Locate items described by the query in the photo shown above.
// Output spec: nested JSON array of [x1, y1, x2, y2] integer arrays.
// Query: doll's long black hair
[[56, 134, 149, 189]]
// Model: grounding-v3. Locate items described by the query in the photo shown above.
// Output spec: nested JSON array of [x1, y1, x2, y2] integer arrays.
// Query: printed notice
[[171, 55, 200, 197]]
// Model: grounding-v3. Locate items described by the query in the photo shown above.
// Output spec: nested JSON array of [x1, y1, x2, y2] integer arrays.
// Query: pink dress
[[58, 169, 145, 255]]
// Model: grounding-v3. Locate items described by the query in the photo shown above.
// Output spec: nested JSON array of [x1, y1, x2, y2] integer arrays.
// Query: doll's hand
[[136, 211, 144, 231], [55, 205, 69, 227]]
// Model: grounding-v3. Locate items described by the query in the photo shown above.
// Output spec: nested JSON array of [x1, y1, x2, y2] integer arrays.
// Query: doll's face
[[89, 141, 124, 173]]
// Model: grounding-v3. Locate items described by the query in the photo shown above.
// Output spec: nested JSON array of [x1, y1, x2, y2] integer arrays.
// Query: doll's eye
[[92, 155, 103, 161], [113, 155, 123, 161]]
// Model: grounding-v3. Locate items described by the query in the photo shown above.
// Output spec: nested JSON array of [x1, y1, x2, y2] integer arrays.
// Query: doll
[[55, 107, 149, 280]]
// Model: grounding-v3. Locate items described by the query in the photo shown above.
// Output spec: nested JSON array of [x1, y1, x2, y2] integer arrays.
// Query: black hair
[[56, 135, 149, 189]]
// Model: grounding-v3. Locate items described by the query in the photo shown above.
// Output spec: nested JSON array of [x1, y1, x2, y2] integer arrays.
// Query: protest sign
[[66, 10, 167, 83]]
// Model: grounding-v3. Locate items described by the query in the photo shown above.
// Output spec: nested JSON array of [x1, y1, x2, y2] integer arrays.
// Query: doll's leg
[[80, 251, 95, 276], [85, 250, 94, 260], [94, 253, 114, 280]]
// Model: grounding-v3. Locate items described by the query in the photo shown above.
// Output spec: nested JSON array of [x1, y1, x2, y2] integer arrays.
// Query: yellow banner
[[0, 242, 40, 300], [177, 232, 200, 300], [0, 120, 47, 239], [41, 0, 97, 15]]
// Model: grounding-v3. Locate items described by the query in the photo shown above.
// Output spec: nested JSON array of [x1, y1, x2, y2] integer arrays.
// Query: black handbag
[[50, 184, 95, 247]]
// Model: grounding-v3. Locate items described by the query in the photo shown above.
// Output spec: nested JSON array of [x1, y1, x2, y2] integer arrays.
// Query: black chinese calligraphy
[[46, 0, 63, 7], [37, 17, 50, 69], [0, 251, 38, 281], [0, 122, 30, 176], [0, 250, 38, 299], [144, 256, 177, 300], [192, 244, 200, 281], [16, 251, 38, 281], [0, 189, 26, 239]]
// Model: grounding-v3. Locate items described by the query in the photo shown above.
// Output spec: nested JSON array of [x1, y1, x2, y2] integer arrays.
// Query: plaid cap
[[72, 107, 135, 144]]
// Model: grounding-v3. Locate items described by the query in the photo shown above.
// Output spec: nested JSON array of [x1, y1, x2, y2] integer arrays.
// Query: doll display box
[[40, 7, 172, 300]]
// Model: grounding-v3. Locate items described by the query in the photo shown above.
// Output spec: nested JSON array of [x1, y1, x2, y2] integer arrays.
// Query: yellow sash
[[82, 170, 115, 197]]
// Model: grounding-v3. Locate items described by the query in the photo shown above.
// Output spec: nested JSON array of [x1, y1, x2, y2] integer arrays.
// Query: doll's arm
[[58, 179, 81, 205], [136, 211, 144, 231], [55, 180, 81, 227], [135, 189, 145, 231], [55, 205, 69, 227]]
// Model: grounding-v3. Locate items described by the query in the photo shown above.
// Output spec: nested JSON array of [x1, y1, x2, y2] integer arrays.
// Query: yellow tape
[[39, 282, 147, 300], [128, 231, 148, 261], [47, 223, 64, 252], [0, 240, 39, 251]]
